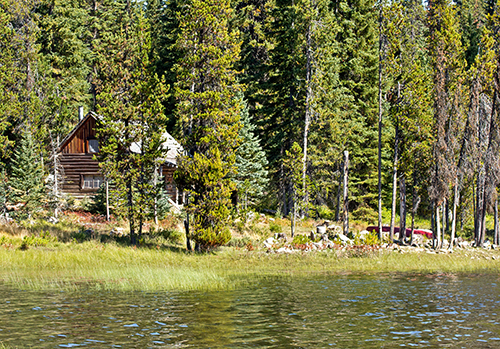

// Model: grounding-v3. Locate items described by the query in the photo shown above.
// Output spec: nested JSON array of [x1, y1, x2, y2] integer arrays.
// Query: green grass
[[1, 240, 500, 292]]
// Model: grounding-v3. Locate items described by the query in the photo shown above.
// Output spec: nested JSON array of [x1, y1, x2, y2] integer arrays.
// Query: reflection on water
[[1, 274, 500, 348]]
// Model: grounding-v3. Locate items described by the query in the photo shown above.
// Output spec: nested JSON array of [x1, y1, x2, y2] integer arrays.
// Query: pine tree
[[8, 131, 45, 219], [36, 0, 93, 136], [233, 95, 269, 212], [95, 1, 168, 244], [173, 0, 242, 250]]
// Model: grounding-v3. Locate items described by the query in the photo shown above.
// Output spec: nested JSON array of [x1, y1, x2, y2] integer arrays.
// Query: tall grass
[[1, 240, 500, 292]]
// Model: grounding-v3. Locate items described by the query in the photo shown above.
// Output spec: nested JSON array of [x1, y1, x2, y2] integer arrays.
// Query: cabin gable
[[60, 114, 98, 154]]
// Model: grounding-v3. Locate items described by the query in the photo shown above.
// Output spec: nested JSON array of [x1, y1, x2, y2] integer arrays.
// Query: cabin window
[[83, 175, 103, 189], [88, 139, 99, 153]]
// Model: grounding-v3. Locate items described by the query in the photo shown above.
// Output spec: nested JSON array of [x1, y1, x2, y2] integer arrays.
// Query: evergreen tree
[[36, 0, 93, 136], [8, 131, 45, 219], [233, 95, 269, 211], [95, 1, 168, 244], [173, 0, 242, 250]]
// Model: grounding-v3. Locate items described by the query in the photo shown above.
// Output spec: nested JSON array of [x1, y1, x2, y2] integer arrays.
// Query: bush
[[316, 205, 335, 220], [363, 231, 380, 246], [157, 228, 183, 244], [19, 231, 57, 250], [269, 221, 282, 234], [228, 236, 252, 248], [192, 226, 231, 251], [292, 234, 310, 245]]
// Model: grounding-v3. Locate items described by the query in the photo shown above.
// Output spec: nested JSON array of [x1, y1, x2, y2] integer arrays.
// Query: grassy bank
[[1, 240, 500, 292]]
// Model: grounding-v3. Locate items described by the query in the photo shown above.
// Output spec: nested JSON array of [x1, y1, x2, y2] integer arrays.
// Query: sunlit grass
[[1, 240, 499, 292]]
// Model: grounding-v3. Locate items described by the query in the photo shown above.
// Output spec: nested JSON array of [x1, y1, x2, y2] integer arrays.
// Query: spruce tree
[[173, 0, 241, 250], [8, 131, 45, 219], [234, 95, 269, 211]]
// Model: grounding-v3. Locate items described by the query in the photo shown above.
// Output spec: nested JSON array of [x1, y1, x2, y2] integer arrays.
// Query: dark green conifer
[[8, 131, 45, 219], [234, 95, 269, 211]]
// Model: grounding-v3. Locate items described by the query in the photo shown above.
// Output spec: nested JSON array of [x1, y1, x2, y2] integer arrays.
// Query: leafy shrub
[[269, 221, 282, 234], [316, 205, 334, 220], [19, 231, 57, 250], [292, 234, 310, 245], [157, 228, 183, 244], [228, 236, 252, 248], [363, 231, 380, 246]]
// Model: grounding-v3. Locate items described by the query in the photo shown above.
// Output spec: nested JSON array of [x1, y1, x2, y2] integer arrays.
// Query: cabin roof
[[59, 112, 182, 165], [58, 112, 100, 152]]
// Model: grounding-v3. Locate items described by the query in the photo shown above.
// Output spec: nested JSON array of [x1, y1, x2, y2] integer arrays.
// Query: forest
[[0, 0, 499, 250]]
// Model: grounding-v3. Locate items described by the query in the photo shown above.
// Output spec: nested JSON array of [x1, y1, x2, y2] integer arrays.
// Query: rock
[[317, 225, 327, 235], [411, 234, 424, 246], [110, 227, 125, 237], [47, 216, 59, 224], [268, 218, 275, 222], [274, 233, 286, 240], [335, 233, 352, 245]]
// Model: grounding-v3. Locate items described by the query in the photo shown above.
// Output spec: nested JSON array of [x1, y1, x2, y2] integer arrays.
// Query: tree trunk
[[399, 174, 406, 243], [302, 21, 312, 217], [377, 3, 384, 242], [431, 201, 436, 249], [106, 179, 110, 222], [449, 181, 459, 249], [495, 196, 499, 245], [184, 211, 192, 251], [128, 179, 136, 246], [441, 201, 446, 248], [335, 167, 342, 222], [154, 163, 159, 226], [343, 150, 349, 235], [390, 120, 399, 242], [435, 203, 441, 250], [475, 170, 485, 246], [291, 198, 296, 238]]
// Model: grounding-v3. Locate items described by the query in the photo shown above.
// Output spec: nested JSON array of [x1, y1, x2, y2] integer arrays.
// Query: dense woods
[[1, 0, 500, 248]]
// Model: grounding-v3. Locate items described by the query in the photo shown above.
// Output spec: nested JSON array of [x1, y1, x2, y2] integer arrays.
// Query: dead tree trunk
[[441, 200, 446, 248], [449, 181, 459, 249], [399, 175, 406, 243], [495, 196, 499, 245], [343, 150, 349, 235], [435, 203, 441, 250], [335, 167, 342, 222]]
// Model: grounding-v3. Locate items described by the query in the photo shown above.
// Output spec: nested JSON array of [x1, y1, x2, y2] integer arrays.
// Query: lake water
[[1, 274, 500, 348]]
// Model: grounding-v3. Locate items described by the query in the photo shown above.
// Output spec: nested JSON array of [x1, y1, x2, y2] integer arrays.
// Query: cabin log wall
[[60, 154, 101, 198]]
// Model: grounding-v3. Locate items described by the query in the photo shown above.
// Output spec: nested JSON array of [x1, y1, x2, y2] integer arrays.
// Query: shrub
[[269, 221, 282, 234], [316, 205, 334, 220], [292, 234, 310, 245], [363, 231, 380, 246], [157, 228, 183, 244], [228, 236, 252, 248]]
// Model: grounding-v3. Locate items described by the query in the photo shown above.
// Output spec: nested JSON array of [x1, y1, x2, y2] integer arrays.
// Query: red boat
[[366, 226, 433, 239]]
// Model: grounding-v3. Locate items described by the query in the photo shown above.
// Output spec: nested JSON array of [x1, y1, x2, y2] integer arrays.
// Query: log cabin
[[58, 109, 183, 205]]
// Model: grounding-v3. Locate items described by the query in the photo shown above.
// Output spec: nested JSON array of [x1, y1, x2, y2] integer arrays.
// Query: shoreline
[[1, 241, 499, 292]]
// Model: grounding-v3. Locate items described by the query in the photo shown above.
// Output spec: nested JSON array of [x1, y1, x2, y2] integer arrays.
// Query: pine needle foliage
[[173, 0, 242, 250]]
